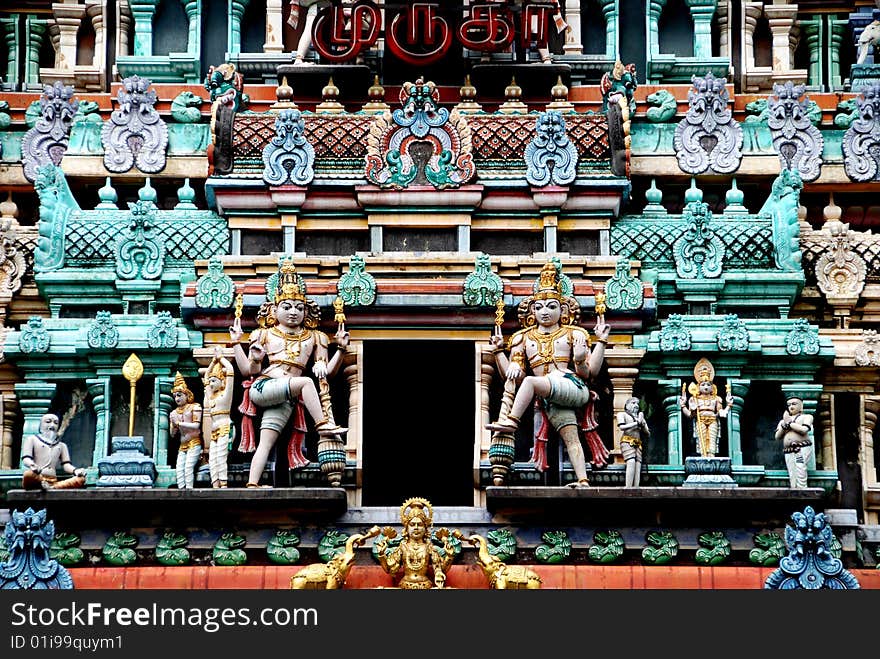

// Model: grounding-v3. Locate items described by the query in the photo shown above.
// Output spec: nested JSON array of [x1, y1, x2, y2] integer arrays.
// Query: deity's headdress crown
[[207, 360, 227, 387], [533, 262, 563, 301], [400, 497, 433, 528], [274, 258, 306, 305], [171, 372, 194, 402]]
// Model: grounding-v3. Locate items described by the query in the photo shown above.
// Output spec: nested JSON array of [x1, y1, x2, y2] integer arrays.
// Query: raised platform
[[485, 486, 829, 526], [4, 488, 349, 527]]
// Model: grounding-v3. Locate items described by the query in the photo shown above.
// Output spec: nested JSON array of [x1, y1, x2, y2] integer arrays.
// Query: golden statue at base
[[679, 358, 733, 458], [290, 526, 380, 590], [375, 498, 462, 589], [468, 533, 542, 589]]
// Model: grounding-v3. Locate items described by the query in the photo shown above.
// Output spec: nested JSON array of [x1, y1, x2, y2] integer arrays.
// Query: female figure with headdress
[[170, 373, 203, 489], [203, 346, 235, 488], [375, 498, 459, 589], [679, 358, 733, 458], [486, 261, 611, 487], [228, 258, 348, 488]]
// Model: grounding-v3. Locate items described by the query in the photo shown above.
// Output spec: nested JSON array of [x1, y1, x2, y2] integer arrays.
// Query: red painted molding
[[67, 565, 880, 590]]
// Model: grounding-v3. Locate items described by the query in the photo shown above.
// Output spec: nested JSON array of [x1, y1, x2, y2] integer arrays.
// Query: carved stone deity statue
[[229, 258, 348, 488], [375, 498, 461, 590], [617, 396, 649, 487], [202, 347, 235, 488], [487, 261, 611, 487], [774, 396, 814, 489], [679, 358, 733, 458], [170, 373, 203, 490], [20, 413, 86, 490]]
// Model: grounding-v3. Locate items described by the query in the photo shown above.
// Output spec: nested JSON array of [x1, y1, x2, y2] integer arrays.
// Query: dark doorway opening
[[362, 340, 474, 506]]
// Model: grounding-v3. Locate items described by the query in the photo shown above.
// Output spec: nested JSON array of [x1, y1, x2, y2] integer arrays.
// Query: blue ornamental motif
[[146, 311, 178, 349], [262, 109, 315, 186], [392, 80, 449, 139], [116, 200, 164, 280], [764, 506, 860, 589], [19, 317, 50, 354], [525, 111, 579, 186], [0, 508, 73, 589], [87, 311, 120, 349]]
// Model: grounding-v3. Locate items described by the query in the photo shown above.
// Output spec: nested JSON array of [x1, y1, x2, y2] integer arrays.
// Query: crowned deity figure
[[679, 358, 733, 458], [202, 347, 235, 489], [375, 498, 461, 590], [170, 373, 203, 490], [487, 262, 611, 487], [229, 258, 348, 488]]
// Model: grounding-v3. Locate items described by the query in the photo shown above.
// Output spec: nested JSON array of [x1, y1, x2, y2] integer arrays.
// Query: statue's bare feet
[[246, 482, 272, 488], [486, 421, 518, 433], [566, 479, 590, 489], [315, 421, 348, 436]]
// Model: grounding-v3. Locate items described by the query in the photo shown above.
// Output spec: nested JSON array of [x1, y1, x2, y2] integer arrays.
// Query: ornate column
[[764, 3, 798, 72], [479, 348, 495, 463], [647, 0, 663, 58], [86, 377, 110, 465], [86, 0, 105, 70], [562, 0, 583, 54], [727, 379, 749, 466], [600, 0, 617, 58], [129, 0, 158, 57], [862, 395, 879, 489], [800, 15, 823, 89], [828, 16, 847, 91], [781, 383, 823, 471], [184, 0, 200, 55], [687, 0, 717, 60], [659, 378, 683, 467], [0, 394, 17, 469], [228, 0, 248, 55], [13, 382, 57, 465], [153, 375, 174, 469], [51, 2, 86, 70], [819, 393, 835, 470], [265, 0, 284, 53], [343, 349, 360, 464], [1, 18, 19, 86], [117, 2, 132, 58], [716, 0, 729, 59], [25, 16, 47, 86]]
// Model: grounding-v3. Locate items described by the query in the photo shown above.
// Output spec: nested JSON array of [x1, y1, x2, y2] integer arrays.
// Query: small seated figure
[[203, 347, 235, 488], [679, 358, 733, 458], [617, 396, 649, 487], [21, 413, 86, 490], [487, 261, 610, 488], [775, 396, 814, 489], [375, 498, 460, 590], [170, 373, 203, 490]]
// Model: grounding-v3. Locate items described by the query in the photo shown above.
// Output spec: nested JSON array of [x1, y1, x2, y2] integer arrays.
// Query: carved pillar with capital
[[342, 347, 360, 464], [0, 394, 16, 469], [86, 377, 110, 465], [479, 346, 495, 462], [862, 395, 879, 489], [153, 376, 174, 469], [265, 0, 284, 53], [726, 379, 749, 466], [818, 393, 835, 470], [659, 378, 683, 467], [562, 0, 583, 54]]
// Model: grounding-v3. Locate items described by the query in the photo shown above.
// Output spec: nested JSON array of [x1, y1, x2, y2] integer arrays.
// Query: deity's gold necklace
[[528, 326, 568, 364], [270, 327, 311, 363]]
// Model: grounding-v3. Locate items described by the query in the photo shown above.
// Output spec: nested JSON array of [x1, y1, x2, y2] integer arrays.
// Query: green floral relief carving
[[749, 532, 784, 567], [715, 314, 749, 351], [49, 532, 85, 567], [658, 314, 691, 351], [19, 316, 49, 353], [86, 311, 119, 349], [694, 531, 731, 566], [155, 531, 191, 566], [535, 530, 572, 564], [266, 530, 301, 565], [588, 529, 625, 564], [785, 319, 820, 355], [605, 260, 643, 311], [319, 530, 351, 563], [212, 532, 248, 566], [170, 91, 203, 124], [641, 531, 678, 565], [462, 253, 503, 306], [195, 256, 234, 309], [102, 531, 139, 566], [486, 529, 517, 563], [673, 201, 725, 278], [337, 254, 376, 306], [34, 164, 79, 273], [115, 200, 164, 281], [147, 311, 178, 349]]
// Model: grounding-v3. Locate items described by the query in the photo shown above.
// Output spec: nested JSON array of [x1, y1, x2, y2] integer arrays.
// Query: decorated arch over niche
[[365, 78, 475, 190]]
